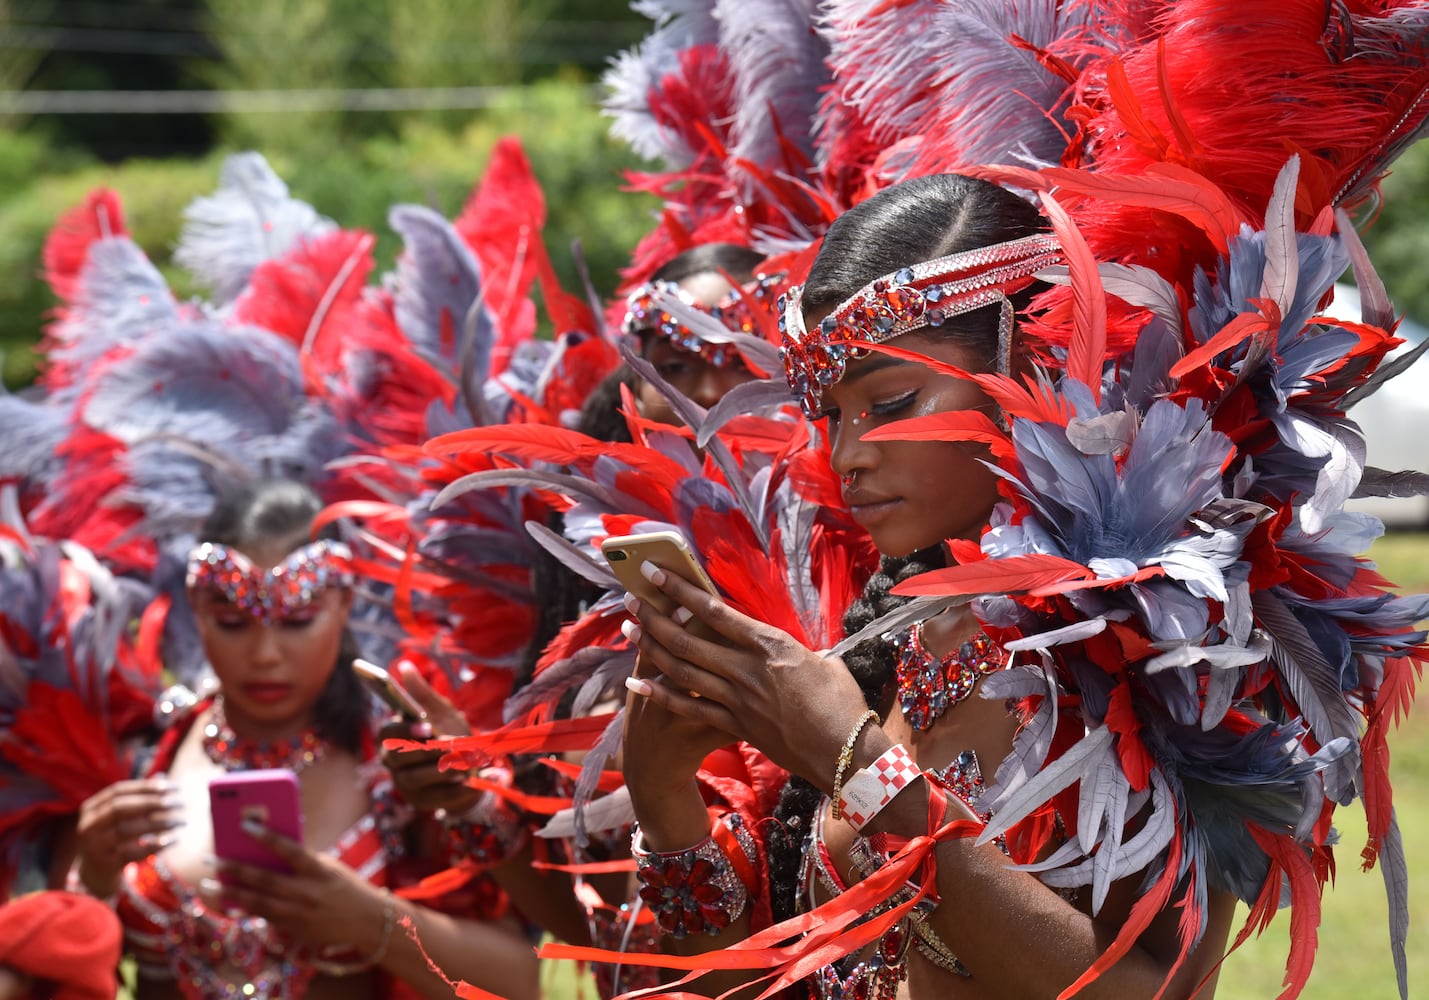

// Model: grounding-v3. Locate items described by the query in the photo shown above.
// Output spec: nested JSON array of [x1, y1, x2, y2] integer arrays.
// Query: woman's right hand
[[74, 778, 183, 895], [379, 663, 483, 814], [621, 642, 734, 851]]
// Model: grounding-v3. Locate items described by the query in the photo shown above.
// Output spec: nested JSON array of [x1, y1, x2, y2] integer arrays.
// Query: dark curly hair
[[765, 548, 946, 923]]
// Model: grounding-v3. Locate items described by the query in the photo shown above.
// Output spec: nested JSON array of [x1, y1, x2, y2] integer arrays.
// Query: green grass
[[1215, 530, 1429, 999]]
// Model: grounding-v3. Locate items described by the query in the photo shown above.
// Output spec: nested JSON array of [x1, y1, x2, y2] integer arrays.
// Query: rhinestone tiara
[[778, 233, 1063, 417]]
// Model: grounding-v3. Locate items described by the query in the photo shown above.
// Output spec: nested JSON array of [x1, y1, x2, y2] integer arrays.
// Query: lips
[[243, 683, 294, 704], [844, 492, 902, 528]]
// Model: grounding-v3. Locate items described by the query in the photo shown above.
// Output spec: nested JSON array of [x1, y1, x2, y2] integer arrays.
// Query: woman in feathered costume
[[68, 478, 540, 1000], [0, 146, 575, 998], [374, 234, 854, 998], [580, 2, 1429, 999]]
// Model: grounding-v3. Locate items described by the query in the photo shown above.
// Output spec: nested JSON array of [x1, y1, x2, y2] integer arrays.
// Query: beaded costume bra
[[116, 704, 392, 1000]]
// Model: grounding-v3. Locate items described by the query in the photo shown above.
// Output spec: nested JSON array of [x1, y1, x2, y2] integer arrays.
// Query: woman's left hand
[[622, 561, 877, 795], [201, 823, 389, 956]]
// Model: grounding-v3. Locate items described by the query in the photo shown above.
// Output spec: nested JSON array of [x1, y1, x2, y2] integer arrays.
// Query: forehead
[[675, 271, 738, 308], [826, 332, 988, 391]]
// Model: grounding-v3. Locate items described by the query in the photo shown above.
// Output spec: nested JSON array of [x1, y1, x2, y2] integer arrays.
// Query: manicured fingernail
[[241, 818, 265, 836], [625, 676, 653, 697], [672, 606, 694, 625], [139, 832, 177, 850], [620, 619, 642, 643], [639, 560, 666, 585], [622, 592, 640, 614], [411, 721, 434, 739], [198, 877, 222, 895]]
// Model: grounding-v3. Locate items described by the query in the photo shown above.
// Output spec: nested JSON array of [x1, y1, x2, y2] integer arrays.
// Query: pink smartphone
[[209, 768, 304, 876]]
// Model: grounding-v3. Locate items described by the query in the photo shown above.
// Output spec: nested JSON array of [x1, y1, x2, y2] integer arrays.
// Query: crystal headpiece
[[623, 273, 783, 368], [778, 233, 1063, 418], [186, 539, 354, 623]]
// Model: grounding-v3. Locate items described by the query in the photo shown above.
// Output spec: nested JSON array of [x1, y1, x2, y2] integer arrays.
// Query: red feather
[[862, 342, 1072, 424], [453, 136, 549, 369], [43, 188, 129, 303], [426, 424, 687, 489], [1059, 825, 1184, 999], [1042, 163, 1241, 256], [860, 409, 1015, 465], [1039, 190, 1107, 402], [892, 553, 1094, 597], [1248, 826, 1324, 999], [1361, 655, 1419, 867], [1169, 311, 1272, 380], [233, 228, 376, 380]]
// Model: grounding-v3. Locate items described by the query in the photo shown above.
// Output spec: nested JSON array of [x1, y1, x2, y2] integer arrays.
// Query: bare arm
[[621, 641, 762, 997]]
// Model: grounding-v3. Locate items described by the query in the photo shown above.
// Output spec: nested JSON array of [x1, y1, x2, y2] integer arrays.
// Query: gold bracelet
[[312, 889, 397, 975], [830, 709, 880, 820]]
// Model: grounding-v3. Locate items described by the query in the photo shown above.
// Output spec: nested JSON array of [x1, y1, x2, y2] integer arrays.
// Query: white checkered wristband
[[836, 743, 922, 832]]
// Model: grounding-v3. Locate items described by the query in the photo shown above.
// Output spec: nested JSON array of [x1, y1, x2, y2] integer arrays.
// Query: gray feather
[[715, 0, 826, 167], [174, 152, 332, 305], [1352, 467, 1429, 499], [524, 519, 620, 589]]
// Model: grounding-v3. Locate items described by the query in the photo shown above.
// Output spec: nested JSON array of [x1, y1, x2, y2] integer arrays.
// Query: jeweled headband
[[778, 233, 1063, 418], [623, 273, 784, 368], [186, 539, 355, 623]]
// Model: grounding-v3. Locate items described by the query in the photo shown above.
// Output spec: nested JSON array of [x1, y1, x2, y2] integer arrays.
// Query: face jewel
[[622, 272, 784, 368], [186, 539, 354, 624]]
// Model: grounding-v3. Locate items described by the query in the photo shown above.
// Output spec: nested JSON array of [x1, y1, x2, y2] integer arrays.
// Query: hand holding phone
[[209, 769, 303, 877], [352, 657, 425, 721], [601, 530, 720, 640]]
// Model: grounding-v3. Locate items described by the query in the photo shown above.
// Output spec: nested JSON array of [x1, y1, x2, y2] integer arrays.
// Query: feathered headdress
[[391, 352, 876, 846], [0, 518, 159, 899], [573, 2, 1429, 998]]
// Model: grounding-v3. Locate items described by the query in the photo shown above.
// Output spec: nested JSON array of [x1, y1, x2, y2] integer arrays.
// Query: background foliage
[[0, 0, 650, 387]]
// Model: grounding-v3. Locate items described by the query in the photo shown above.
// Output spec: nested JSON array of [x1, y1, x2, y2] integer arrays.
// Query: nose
[[688, 362, 754, 411], [251, 621, 284, 667], [828, 417, 876, 484], [687, 368, 732, 410]]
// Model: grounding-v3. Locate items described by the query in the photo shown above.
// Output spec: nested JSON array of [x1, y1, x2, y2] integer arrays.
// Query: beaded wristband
[[837, 743, 921, 832], [830, 709, 880, 821], [440, 788, 530, 869], [631, 822, 749, 939]]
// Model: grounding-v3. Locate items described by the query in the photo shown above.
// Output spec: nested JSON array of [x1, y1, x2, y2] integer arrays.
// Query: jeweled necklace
[[202, 697, 326, 773], [893, 623, 1006, 732]]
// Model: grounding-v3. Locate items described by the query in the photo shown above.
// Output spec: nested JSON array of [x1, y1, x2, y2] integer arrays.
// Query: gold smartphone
[[352, 657, 425, 721], [601, 530, 720, 639]]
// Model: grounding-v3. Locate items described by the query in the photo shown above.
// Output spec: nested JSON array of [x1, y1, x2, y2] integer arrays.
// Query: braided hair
[[763, 173, 1043, 923], [765, 547, 947, 923]]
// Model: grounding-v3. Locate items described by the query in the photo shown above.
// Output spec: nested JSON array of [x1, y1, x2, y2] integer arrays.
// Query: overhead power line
[[0, 84, 605, 114]]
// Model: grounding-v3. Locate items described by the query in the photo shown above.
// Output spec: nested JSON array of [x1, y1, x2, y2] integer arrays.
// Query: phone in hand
[[209, 768, 303, 877], [352, 657, 425, 721], [601, 530, 720, 639]]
